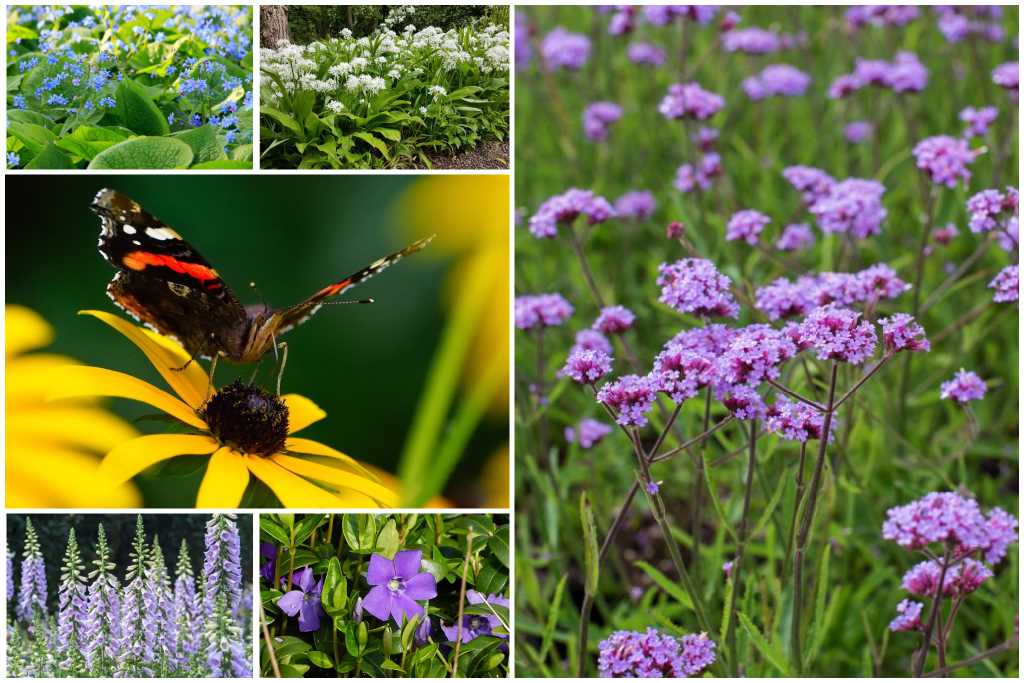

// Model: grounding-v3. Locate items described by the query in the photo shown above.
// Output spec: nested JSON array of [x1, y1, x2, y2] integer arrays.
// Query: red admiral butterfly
[[93, 188, 433, 387]]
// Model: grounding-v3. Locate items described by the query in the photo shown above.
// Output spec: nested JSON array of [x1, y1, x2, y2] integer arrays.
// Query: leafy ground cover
[[259, 513, 509, 678], [260, 7, 509, 169], [5, 5, 253, 170], [515, 5, 1018, 678]]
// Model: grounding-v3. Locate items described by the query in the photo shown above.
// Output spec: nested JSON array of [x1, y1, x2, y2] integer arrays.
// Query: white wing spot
[[132, 240, 142, 246], [145, 227, 180, 241], [122, 224, 136, 235]]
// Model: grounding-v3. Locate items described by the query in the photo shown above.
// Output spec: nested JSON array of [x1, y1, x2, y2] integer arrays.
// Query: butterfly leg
[[247, 356, 263, 386], [275, 342, 289, 396], [205, 354, 220, 402]]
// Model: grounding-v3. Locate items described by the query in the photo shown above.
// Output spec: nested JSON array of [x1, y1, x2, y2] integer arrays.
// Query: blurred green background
[[5, 175, 506, 507], [284, 5, 510, 43], [7, 513, 254, 612]]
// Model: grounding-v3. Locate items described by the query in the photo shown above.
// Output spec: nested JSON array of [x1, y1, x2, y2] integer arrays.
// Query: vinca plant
[[515, 5, 1018, 678], [6, 514, 253, 678], [260, 9, 509, 169], [259, 513, 509, 678], [5, 5, 254, 170]]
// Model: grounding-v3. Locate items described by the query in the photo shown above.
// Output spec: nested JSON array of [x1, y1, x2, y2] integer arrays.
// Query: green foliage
[[260, 21, 508, 169], [260, 513, 510, 678], [287, 5, 500, 43], [5, 5, 253, 170], [515, 5, 1019, 678]]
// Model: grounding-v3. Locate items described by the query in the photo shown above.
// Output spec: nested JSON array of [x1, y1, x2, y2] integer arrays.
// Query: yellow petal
[[196, 447, 249, 508], [284, 437, 379, 481], [48, 365, 206, 429], [80, 309, 210, 409], [282, 394, 326, 434], [6, 354, 85, 404], [271, 454, 399, 507], [98, 433, 219, 484], [8, 406, 138, 453], [7, 444, 142, 508], [245, 457, 353, 507], [6, 305, 54, 357]]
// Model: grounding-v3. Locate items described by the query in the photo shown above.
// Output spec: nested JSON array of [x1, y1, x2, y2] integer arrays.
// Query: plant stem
[[784, 441, 809, 577], [919, 233, 996, 315], [452, 533, 474, 678], [691, 388, 713, 583], [567, 223, 607, 309], [832, 354, 891, 411], [767, 379, 827, 412], [914, 546, 953, 677], [791, 361, 839, 675], [652, 414, 733, 463], [922, 637, 1019, 677], [576, 594, 594, 677], [259, 602, 282, 678], [899, 185, 938, 429], [726, 419, 759, 677]]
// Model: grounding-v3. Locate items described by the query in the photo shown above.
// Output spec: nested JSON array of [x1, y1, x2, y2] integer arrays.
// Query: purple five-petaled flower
[[277, 567, 325, 633], [363, 550, 437, 626]]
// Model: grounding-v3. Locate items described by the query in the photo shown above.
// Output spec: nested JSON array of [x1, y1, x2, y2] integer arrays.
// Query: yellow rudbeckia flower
[[49, 310, 400, 509], [6, 305, 141, 508]]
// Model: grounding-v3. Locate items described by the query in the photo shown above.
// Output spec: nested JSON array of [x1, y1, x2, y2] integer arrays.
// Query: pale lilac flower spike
[[939, 369, 987, 403]]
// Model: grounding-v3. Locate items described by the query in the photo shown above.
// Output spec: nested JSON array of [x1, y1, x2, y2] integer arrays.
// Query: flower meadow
[[515, 5, 1018, 678], [6, 514, 253, 677], [260, 7, 509, 169], [259, 513, 509, 677], [6, 5, 253, 170]]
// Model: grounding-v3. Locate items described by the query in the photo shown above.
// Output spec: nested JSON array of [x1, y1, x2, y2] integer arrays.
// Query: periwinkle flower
[[441, 590, 508, 643], [940, 369, 987, 403], [259, 542, 278, 583], [363, 550, 437, 626], [277, 567, 325, 632]]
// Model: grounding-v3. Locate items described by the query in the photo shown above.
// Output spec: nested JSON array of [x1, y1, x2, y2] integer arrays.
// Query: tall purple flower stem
[[725, 419, 759, 676]]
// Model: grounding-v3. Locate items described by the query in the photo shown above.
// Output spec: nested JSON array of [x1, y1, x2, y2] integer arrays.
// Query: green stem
[[914, 546, 953, 677], [691, 387, 713, 583], [726, 419, 759, 677]]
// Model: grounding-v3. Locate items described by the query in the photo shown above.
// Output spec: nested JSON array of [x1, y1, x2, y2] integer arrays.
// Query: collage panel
[[514, 4, 1018, 680], [6, 174, 509, 509], [258, 512, 509, 678], [258, 4, 510, 170], [6, 512, 254, 677], [5, 5, 254, 171]]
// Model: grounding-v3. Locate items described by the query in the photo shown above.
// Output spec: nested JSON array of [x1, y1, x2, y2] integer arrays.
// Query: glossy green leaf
[[88, 136, 193, 169], [115, 79, 170, 136]]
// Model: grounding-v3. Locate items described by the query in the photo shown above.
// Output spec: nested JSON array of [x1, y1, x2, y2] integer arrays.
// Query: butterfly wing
[[269, 234, 435, 337], [92, 188, 248, 359]]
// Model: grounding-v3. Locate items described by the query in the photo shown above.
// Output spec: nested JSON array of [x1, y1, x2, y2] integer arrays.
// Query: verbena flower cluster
[[597, 628, 716, 678], [528, 188, 616, 238], [7, 515, 251, 678]]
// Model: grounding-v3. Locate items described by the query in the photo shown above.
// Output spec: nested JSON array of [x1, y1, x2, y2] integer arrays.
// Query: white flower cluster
[[345, 74, 386, 95]]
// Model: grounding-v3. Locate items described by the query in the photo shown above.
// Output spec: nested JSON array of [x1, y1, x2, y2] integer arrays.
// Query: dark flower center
[[469, 616, 489, 632], [200, 379, 289, 457]]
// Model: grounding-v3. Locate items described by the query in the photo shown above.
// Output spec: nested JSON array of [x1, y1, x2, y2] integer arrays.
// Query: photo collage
[[3, 2, 1020, 679]]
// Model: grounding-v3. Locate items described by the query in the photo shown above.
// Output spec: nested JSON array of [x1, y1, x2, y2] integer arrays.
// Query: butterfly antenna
[[249, 281, 271, 312], [322, 298, 375, 305]]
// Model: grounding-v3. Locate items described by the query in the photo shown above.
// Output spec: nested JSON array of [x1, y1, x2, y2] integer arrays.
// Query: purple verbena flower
[[913, 135, 978, 188], [652, 345, 718, 402], [583, 101, 623, 142], [889, 599, 924, 632], [656, 258, 739, 318], [809, 178, 887, 239], [982, 507, 1019, 565], [797, 305, 877, 364], [597, 628, 716, 678], [627, 42, 666, 66], [659, 81, 725, 121], [540, 28, 590, 71], [594, 305, 635, 334], [565, 418, 613, 449], [718, 384, 767, 420], [988, 265, 1018, 303], [744, 64, 811, 100], [559, 348, 613, 384], [515, 293, 574, 330], [992, 62, 1018, 97], [722, 27, 780, 54], [783, 165, 836, 205], [596, 374, 658, 427], [726, 209, 771, 245], [755, 277, 815, 321], [716, 324, 797, 387], [613, 191, 656, 220], [960, 106, 997, 138], [844, 121, 873, 144], [362, 550, 437, 626], [878, 314, 930, 353], [765, 396, 828, 442], [529, 188, 615, 238], [882, 492, 990, 552], [573, 328, 613, 355], [940, 369, 987, 403], [776, 223, 815, 251]]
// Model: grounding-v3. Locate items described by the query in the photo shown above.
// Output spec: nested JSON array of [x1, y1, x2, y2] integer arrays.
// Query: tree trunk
[[260, 5, 290, 48]]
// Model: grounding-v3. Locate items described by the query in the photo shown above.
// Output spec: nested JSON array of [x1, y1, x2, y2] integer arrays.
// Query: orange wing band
[[122, 251, 220, 284]]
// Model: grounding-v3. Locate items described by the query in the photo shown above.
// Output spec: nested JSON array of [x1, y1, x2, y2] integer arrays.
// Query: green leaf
[[737, 613, 792, 676], [260, 517, 290, 546], [373, 127, 402, 142], [261, 106, 303, 136], [321, 556, 347, 616], [376, 518, 400, 557], [293, 513, 327, 546], [752, 469, 789, 538], [190, 159, 252, 169], [352, 131, 390, 159], [115, 79, 170, 136], [307, 650, 333, 669], [55, 126, 127, 161], [539, 574, 568, 662], [7, 109, 53, 127], [88, 137, 193, 169], [170, 125, 226, 163], [7, 121, 56, 155], [342, 515, 376, 553], [634, 560, 694, 610], [487, 526, 509, 569], [231, 143, 253, 161], [580, 491, 600, 596], [24, 142, 73, 169]]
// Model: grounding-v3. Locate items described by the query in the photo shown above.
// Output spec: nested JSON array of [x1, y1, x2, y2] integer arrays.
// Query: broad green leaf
[[7, 109, 53, 127], [88, 136, 193, 169], [55, 126, 127, 161], [260, 517, 290, 546], [352, 131, 390, 159], [115, 79, 170, 136], [191, 159, 252, 169], [24, 142, 73, 169], [7, 122, 56, 155], [342, 515, 376, 553], [307, 650, 333, 669], [373, 127, 401, 141], [261, 106, 303, 136], [170, 125, 226, 163], [231, 143, 253, 161], [488, 526, 509, 568], [376, 518, 400, 557]]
